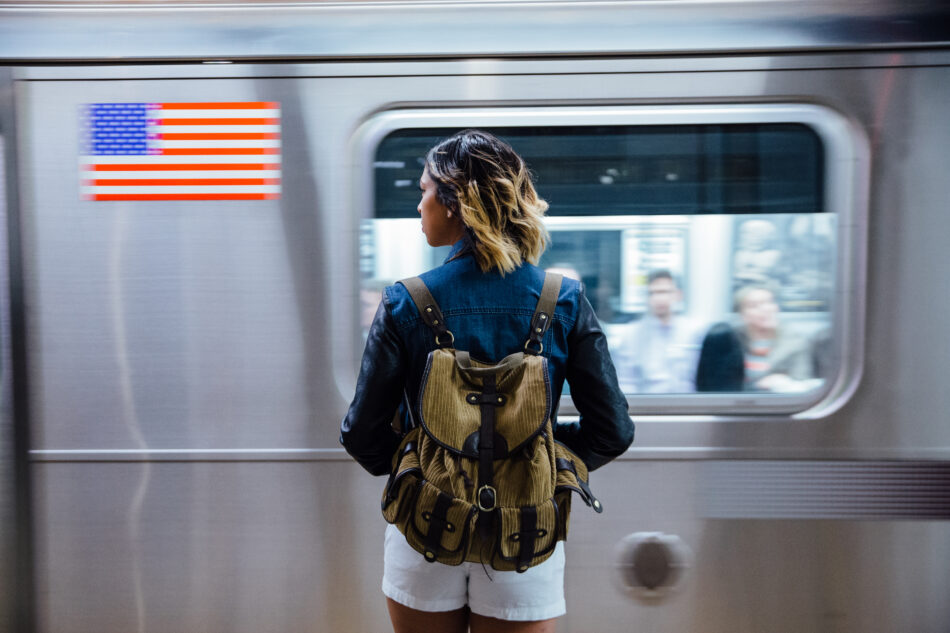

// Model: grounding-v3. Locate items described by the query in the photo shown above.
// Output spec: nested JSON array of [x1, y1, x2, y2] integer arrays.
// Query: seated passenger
[[734, 285, 815, 392], [614, 270, 704, 393]]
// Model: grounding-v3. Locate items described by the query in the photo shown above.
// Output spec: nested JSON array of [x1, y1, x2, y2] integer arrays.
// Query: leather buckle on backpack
[[477, 485, 497, 512]]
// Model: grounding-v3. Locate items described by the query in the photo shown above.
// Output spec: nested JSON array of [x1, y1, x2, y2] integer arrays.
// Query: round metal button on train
[[615, 532, 690, 601]]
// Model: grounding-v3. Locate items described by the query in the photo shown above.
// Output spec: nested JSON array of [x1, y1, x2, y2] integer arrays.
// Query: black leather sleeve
[[339, 301, 407, 476], [555, 289, 635, 471]]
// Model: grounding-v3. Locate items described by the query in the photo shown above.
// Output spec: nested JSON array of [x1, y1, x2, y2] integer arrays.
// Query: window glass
[[363, 124, 833, 402]]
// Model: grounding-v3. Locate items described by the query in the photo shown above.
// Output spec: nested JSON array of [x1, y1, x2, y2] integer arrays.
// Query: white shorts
[[382, 523, 566, 621]]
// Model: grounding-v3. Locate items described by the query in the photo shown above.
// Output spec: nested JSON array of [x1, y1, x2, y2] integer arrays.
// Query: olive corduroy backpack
[[380, 271, 603, 573]]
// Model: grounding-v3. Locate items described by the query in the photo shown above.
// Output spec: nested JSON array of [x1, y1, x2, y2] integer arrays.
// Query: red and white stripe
[[81, 102, 281, 201]]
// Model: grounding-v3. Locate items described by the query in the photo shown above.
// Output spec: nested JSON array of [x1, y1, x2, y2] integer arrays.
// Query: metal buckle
[[436, 331, 455, 346], [477, 485, 497, 512], [524, 339, 543, 354]]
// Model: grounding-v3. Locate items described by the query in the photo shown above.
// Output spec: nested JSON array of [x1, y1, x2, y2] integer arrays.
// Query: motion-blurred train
[[1, 1, 949, 631]]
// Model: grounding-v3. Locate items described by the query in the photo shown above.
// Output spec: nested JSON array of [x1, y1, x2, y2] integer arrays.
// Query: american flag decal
[[80, 102, 281, 201]]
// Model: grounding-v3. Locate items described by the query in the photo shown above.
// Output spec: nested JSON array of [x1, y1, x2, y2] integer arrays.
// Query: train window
[[357, 106, 866, 417]]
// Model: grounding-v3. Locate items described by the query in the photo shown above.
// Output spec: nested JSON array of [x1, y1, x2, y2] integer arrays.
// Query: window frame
[[353, 104, 868, 420]]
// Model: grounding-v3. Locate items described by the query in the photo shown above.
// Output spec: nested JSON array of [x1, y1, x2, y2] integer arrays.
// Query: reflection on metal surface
[[109, 208, 151, 633], [615, 532, 690, 601], [701, 461, 950, 520]]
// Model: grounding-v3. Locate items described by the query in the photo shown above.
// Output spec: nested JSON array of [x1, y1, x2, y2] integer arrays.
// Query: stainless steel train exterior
[[2, 1, 950, 632]]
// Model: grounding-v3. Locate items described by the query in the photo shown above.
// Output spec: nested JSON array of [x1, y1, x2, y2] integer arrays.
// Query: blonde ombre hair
[[425, 130, 549, 274]]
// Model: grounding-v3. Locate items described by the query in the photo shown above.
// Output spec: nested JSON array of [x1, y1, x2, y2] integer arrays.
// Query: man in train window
[[613, 269, 705, 393]]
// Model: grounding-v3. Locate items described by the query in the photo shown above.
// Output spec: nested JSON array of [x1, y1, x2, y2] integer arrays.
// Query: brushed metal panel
[[19, 63, 950, 456], [20, 77, 342, 451], [34, 460, 393, 633], [846, 64, 950, 453], [1, 1, 949, 62], [34, 458, 950, 633], [567, 460, 950, 633]]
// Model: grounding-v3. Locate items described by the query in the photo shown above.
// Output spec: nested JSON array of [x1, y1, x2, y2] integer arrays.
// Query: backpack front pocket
[[402, 479, 478, 566], [381, 430, 423, 526], [492, 498, 562, 572], [382, 430, 479, 566]]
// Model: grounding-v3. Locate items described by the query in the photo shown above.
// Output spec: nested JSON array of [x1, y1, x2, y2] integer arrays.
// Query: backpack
[[381, 271, 603, 573]]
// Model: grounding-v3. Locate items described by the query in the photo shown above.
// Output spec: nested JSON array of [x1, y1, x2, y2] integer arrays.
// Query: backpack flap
[[419, 349, 552, 458]]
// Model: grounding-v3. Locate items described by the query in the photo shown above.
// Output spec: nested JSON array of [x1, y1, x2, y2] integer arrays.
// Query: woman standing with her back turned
[[341, 130, 634, 633]]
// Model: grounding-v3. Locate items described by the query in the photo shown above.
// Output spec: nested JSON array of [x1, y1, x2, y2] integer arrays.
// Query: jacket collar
[[443, 237, 473, 264]]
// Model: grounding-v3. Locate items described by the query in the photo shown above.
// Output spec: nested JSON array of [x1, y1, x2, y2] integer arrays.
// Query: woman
[[733, 285, 816, 392], [340, 130, 634, 633]]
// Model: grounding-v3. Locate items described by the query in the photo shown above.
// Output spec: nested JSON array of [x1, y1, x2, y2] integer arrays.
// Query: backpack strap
[[399, 276, 454, 348], [524, 272, 563, 355], [400, 271, 562, 352], [475, 371, 502, 544]]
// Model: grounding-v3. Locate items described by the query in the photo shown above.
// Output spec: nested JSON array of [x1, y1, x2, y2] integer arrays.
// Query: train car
[[1, 1, 949, 631]]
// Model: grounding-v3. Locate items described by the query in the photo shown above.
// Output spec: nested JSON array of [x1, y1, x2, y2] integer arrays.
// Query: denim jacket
[[340, 239, 634, 476]]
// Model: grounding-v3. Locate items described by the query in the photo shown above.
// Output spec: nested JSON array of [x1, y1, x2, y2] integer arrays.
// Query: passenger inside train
[[732, 284, 819, 393], [612, 269, 705, 394]]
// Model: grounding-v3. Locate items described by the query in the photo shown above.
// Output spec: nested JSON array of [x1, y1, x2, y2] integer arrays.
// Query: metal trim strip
[[30, 447, 950, 462], [13, 51, 950, 81], [30, 448, 353, 462], [2, 1, 949, 62]]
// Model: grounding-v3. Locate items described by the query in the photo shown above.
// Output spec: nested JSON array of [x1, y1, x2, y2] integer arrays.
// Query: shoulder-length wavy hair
[[424, 129, 549, 274]]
